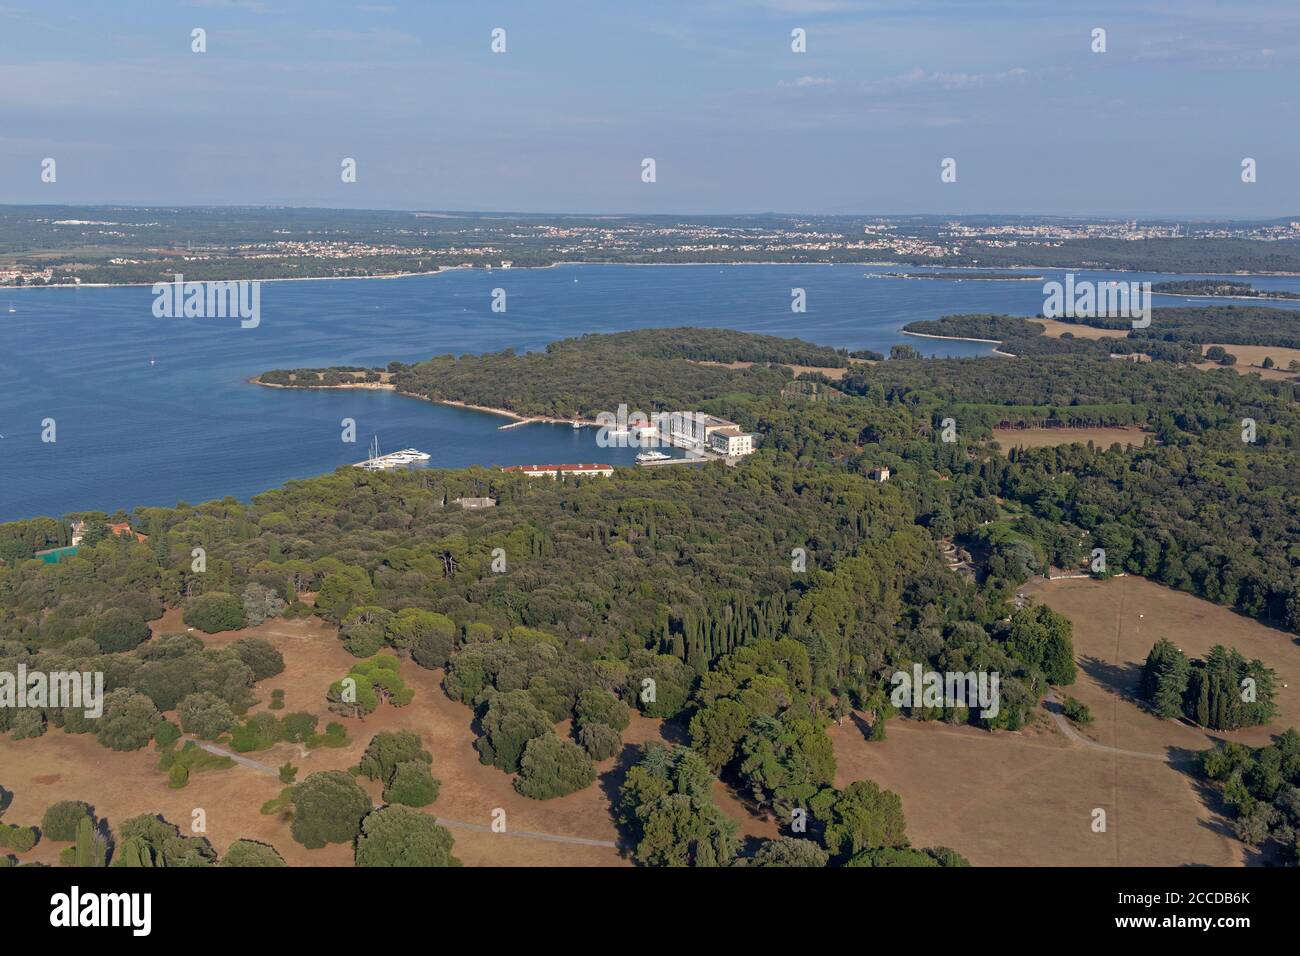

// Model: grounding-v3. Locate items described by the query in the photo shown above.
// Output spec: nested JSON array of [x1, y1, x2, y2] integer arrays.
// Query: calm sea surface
[[2, 263, 1299, 522]]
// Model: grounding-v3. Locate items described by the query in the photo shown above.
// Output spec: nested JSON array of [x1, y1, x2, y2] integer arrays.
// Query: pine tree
[[72, 816, 107, 867]]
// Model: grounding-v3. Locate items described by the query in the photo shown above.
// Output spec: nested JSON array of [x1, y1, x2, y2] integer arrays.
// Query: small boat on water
[[636, 450, 671, 463], [571, 421, 582, 429], [6, 304, 14, 313], [357, 438, 432, 470]]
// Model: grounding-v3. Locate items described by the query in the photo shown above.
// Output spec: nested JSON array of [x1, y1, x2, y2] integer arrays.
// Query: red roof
[[108, 522, 149, 542]]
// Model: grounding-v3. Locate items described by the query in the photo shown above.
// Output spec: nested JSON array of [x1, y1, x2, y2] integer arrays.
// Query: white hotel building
[[651, 411, 757, 457]]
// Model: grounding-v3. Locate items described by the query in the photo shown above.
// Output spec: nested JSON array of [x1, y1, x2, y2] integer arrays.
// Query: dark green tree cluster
[[354, 805, 459, 867], [514, 733, 596, 799], [327, 654, 413, 717], [1140, 640, 1276, 730], [358, 731, 441, 807], [616, 743, 739, 867], [1198, 728, 1300, 864]]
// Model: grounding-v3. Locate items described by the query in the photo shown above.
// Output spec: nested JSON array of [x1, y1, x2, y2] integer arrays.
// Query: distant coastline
[[4, 268, 454, 291], [249, 376, 600, 428], [9, 259, 1300, 291], [900, 329, 1005, 345], [1151, 291, 1300, 302]]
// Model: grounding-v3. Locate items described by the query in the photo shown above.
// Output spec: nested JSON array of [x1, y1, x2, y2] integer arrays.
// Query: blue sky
[[0, 0, 1297, 216]]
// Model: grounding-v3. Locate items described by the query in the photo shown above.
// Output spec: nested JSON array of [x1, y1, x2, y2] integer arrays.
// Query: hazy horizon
[[1, 1, 1297, 217], [3, 202, 1299, 223]]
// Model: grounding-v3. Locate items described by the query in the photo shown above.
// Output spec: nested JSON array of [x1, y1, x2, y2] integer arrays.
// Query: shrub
[[514, 733, 596, 800], [111, 814, 215, 867], [575, 688, 631, 733], [219, 839, 286, 867], [228, 713, 280, 752], [476, 691, 551, 773], [87, 608, 151, 653], [308, 721, 348, 749], [750, 838, 829, 867], [1061, 696, 1093, 725], [0, 823, 38, 853], [383, 760, 441, 807], [177, 692, 236, 740], [153, 720, 181, 748], [157, 740, 234, 787], [260, 788, 294, 817], [625, 654, 695, 718], [279, 712, 318, 743], [340, 607, 392, 658], [328, 656, 412, 716], [230, 637, 284, 680], [387, 609, 456, 668], [358, 731, 430, 783], [354, 806, 459, 867], [577, 722, 622, 761], [279, 762, 298, 785], [183, 592, 247, 634], [269, 689, 285, 711], [289, 771, 373, 849], [241, 584, 286, 627], [168, 763, 190, 788], [9, 708, 46, 739], [96, 688, 159, 751], [41, 801, 93, 841]]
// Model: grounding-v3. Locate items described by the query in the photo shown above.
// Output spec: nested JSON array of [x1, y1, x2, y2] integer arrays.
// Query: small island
[[1151, 279, 1300, 300], [879, 271, 1044, 281]]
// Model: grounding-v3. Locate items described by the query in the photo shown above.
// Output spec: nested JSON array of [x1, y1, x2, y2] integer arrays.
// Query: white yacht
[[636, 450, 671, 463]]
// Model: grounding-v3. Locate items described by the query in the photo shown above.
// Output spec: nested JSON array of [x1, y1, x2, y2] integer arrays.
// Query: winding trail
[[1040, 694, 1183, 762], [188, 737, 618, 849]]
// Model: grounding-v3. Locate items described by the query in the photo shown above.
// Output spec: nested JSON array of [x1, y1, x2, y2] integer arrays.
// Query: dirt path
[[192, 736, 617, 849], [1041, 693, 1197, 763]]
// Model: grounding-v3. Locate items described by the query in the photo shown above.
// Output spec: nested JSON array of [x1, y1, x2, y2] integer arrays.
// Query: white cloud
[[862, 66, 1028, 93], [191, 0, 270, 12], [778, 75, 837, 88]]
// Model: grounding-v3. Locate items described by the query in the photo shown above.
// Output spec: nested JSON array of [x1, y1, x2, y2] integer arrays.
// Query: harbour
[[354, 437, 432, 471]]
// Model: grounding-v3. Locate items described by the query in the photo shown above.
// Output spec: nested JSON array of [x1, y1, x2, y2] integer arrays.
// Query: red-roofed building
[[109, 522, 149, 542], [70, 519, 148, 545]]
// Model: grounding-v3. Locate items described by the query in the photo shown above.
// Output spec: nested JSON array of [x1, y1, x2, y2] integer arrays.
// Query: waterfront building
[[708, 427, 755, 457]]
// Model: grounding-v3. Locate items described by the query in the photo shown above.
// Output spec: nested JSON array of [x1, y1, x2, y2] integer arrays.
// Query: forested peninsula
[[5, 320, 1300, 866]]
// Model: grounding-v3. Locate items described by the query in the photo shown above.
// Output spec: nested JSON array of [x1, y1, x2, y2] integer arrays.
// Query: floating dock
[[354, 448, 431, 471], [635, 454, 710, 468]]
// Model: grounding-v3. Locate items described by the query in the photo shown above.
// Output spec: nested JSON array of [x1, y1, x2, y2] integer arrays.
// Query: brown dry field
[[992, 426, 1151, 451], [9, 576, 1292, 867], [1195, 343, 1300, 380], [831, 575, 1297, 866], [0, 612, 773, 867], [689, 359, 867, 381], [1029, 318, 1124, 340]]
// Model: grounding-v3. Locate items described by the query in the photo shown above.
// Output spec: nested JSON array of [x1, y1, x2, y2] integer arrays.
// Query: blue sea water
[[2, 263, 1299, 522]]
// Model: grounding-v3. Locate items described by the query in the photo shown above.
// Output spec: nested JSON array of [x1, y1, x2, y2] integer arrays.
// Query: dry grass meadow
[[991, 426, 1151, 451], [0, 612, 774, 867], [831, 575, 1297, 866]]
